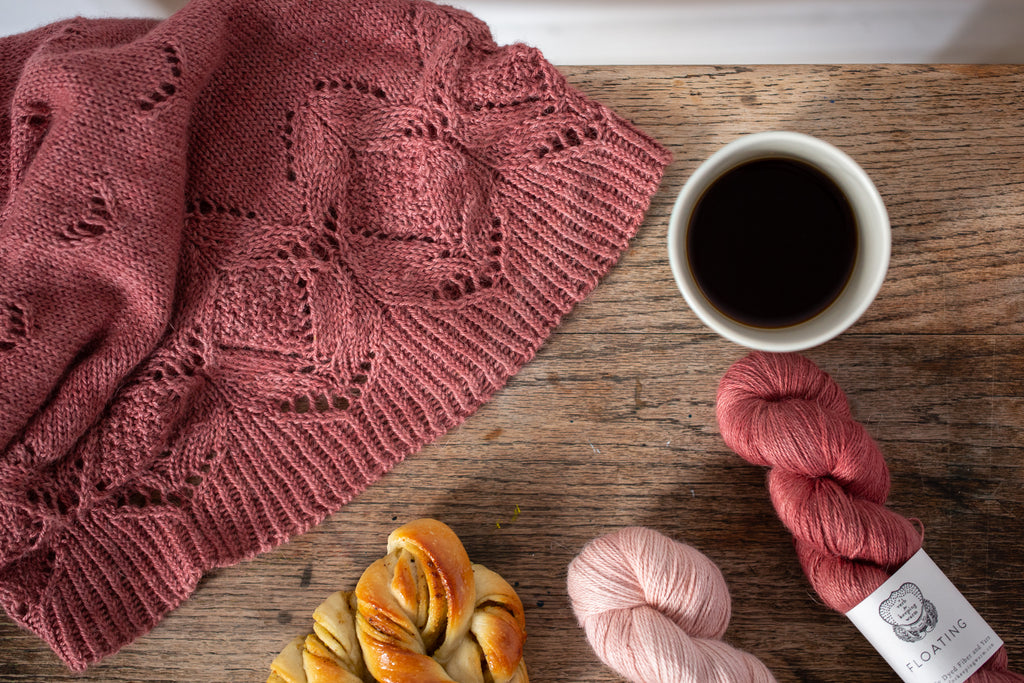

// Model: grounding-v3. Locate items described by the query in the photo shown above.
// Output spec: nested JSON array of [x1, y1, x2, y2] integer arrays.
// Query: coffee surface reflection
[[686, 158, 858, 329]]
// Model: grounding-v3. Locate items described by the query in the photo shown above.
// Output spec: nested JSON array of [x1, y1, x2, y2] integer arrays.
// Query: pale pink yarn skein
[[567, 527, 776, 683]]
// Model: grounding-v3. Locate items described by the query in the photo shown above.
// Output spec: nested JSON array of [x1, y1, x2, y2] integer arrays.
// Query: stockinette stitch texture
[[0, 0, 670, 670]]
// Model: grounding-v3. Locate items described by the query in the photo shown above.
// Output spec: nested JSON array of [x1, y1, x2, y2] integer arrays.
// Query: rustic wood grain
[[2, 65, 1023, 683]]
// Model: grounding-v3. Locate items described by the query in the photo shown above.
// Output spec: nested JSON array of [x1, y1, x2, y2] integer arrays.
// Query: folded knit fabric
[[0, 0, 669, 670]]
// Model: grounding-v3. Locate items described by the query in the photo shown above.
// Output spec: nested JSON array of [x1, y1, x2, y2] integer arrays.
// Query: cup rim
[[667, 131, 890, 352]]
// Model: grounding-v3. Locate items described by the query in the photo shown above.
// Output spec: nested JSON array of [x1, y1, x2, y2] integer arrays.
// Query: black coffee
[[686, 157, 857, 328]]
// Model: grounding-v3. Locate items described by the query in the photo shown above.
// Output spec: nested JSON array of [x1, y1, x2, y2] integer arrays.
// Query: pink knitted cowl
[[0, 0, 669, 670]]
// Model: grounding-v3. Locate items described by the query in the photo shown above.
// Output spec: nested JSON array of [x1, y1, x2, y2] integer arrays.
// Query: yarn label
[[845, 549, 1002, 683]]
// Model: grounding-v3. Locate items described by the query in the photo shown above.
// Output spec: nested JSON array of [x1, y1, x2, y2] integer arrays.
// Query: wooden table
[[2, 64, 1023, 682]]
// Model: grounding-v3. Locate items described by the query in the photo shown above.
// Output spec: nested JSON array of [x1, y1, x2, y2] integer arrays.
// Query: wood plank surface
[[2, 64, 1023, 683]]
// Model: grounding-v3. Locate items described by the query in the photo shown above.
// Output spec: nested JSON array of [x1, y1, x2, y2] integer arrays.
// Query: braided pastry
[[268, 519, 529, 683], [268, 590, 366, 683]]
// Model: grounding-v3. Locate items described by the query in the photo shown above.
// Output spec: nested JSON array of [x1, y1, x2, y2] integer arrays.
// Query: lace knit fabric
[[0, 0, 669, 670]]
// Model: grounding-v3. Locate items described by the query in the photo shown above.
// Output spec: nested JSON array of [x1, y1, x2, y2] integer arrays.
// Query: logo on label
[[879, 582, 939, 643]]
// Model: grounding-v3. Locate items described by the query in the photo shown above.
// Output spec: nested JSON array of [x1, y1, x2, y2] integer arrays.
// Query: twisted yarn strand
[[567, 527, 776, 683], [716, 351, 1023, 682]]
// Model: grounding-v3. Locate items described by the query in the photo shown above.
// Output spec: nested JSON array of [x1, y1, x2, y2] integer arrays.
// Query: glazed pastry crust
[[267, 519, 528, 683], [267, 591, 368, 683]]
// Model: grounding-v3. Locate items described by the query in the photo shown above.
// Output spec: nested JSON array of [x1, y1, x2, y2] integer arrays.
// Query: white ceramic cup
[[667, 131, 890, 352]]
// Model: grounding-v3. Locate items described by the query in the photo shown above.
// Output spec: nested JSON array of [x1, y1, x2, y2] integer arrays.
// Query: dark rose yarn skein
[[716, 351, 1023, 682]]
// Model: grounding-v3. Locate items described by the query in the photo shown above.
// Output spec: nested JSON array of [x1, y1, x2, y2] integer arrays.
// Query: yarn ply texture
[[716, 351, 1024, 682], [0, 0, 670, 670], [566, 527, 777, 683]]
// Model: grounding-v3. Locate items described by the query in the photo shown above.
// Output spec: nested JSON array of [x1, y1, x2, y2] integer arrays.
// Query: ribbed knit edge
[[10, 90, 671, 673]]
